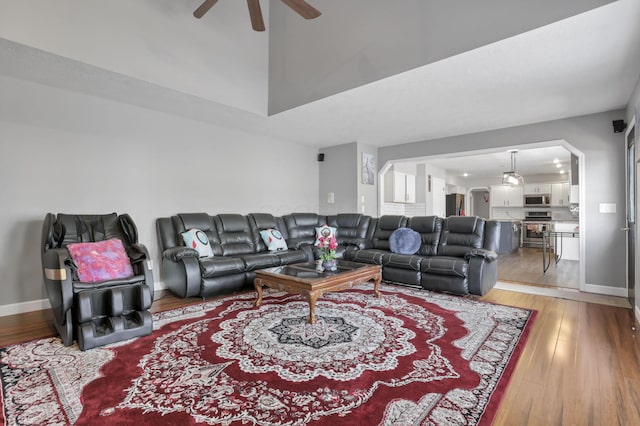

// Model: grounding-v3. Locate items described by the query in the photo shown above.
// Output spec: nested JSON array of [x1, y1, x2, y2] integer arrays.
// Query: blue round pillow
[[389, 227, 421, 255]]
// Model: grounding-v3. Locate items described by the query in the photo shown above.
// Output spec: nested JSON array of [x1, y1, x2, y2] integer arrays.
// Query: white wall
[[0, 1, 269, 114], [0, 75, 318, 309]]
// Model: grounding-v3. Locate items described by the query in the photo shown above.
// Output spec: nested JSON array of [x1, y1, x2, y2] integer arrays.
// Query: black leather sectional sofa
[[156, 212, 500, 299]]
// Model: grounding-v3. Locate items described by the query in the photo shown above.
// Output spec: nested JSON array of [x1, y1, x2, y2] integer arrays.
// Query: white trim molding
[[0, 298, 50, 317], [583, 283, 629, 298], [635, 304, 640, 325]]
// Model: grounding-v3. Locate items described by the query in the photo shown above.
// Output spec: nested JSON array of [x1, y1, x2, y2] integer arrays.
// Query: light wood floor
[[1, 289, 639, 425], [498, 247, 580, 288]]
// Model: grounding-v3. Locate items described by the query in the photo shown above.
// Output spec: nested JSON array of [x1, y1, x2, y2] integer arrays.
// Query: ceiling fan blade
[[247, 0, 266, 31], [194, 0, 218, 19], [280, 0, 321, 19]]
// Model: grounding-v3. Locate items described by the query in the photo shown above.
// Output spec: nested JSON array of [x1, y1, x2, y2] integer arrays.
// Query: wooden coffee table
[[254, 260, 382, 324]]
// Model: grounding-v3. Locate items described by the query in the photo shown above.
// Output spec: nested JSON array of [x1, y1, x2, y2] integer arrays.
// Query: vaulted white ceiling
[[0, 0, 639, 149]]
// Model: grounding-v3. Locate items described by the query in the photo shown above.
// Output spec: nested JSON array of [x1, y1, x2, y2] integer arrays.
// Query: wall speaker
[[317, 153, 325, 162], [613, 120, 627, 133]]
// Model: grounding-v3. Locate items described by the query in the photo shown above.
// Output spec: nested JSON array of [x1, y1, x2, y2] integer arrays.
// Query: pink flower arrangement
[[317, 235, 338, 261]]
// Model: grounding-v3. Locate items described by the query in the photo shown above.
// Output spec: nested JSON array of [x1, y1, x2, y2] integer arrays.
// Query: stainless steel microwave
[[524, 194, 551, 206]]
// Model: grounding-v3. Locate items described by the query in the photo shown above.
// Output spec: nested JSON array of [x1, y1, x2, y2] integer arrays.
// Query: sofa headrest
[[335, 213, 364, 228], [178, 213, 213, 232], [445, 216, 482, 234], [289, 213, 322, 226], [217, 214, 249, 233], [248, 213, 277, 229], [407, 216, 442, 234], [378, 215, 407, 230], [56, 213, 126, 245]]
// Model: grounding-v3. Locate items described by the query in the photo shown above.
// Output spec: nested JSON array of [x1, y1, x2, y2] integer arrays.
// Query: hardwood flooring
[[498, 247, 580, 288], [1, 289, 639, 424]]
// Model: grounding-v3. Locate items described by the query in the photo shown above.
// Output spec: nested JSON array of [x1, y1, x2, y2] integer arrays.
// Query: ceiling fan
[[194, 0, 321, 32]]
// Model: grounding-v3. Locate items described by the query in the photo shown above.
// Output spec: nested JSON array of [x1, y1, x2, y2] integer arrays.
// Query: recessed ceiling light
[[463, 173, 469, 177], [556, 163, 562, 168], [553, 158, 560, 164], [560, 170, 565, 174]]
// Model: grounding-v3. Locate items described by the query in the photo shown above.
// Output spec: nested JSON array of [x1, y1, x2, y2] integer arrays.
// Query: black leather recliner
[[156, 212, 311, 299], [41, 213, 154, 350]]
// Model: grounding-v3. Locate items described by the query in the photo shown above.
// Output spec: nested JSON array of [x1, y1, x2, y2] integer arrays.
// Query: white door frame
[[467, 186, 491, 217], [376, 140, 586, 292], [624, 115, 636, 296]]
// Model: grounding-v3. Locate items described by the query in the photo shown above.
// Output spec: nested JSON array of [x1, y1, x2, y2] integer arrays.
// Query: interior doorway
[[377, 140, 585, 292], [468, 188, 490, 218]]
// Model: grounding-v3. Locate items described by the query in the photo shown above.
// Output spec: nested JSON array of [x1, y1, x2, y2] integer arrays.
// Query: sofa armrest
[[344, 238, 373, 250], [286, 238, 315, 250], [464, 248, 498, 262], [127, 243, 149, 263], [42, 248, 74, 322], [163, 247, 200, 262], [129, 243, 154, 298]]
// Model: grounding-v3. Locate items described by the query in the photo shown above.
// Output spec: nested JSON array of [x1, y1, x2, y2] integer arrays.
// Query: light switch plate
[[328, 192, 335, 204], [599, 203, 616, 213]]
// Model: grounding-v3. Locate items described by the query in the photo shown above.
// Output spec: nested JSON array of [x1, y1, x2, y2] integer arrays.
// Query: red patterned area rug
[[0, 284, 536, 425]]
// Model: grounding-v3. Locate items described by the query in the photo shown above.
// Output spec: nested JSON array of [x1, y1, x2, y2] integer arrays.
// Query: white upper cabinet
[[569, 185, 579, 203], [491, 185, 524, 207], [551, 183, 570, 206], [392, 171, 416, 203], [524, 183, 552, 194]]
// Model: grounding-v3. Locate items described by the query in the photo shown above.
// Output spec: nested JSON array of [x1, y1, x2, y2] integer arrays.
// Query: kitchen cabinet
[[491, 185, 524, 207], [496, 221, 522, 254], [392, 171, 416, 203], [569, 185, 579, 203], [524, 183, 552, 194], [551, 183, 570, 206], [552, 222, 580, 261]]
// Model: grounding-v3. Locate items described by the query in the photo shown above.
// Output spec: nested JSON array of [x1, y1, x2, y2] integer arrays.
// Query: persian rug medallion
[[0, 284, 536, 425]]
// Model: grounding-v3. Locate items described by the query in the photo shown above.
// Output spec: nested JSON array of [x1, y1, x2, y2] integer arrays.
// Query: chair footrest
[[76, 284, 153, 323], [77, 310, 153, 350]]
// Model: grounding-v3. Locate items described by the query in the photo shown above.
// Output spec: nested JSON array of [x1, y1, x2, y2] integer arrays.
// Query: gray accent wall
[[268, 0, 615, 114], [318, 142, 358, 215], [318, 142, 379, 217], [357, 143, 378, 216], [379, 110, 626, 290], [0, 74, 319, 309]]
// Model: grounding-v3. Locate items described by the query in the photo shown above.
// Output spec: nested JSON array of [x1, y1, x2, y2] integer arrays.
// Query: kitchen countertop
[[553, 222, 579, 232]]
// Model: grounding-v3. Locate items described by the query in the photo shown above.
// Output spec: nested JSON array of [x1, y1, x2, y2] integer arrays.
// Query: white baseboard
[[0, 280, 167, 317], [0, 299, 50, 317], [583, 283, 628, 298]]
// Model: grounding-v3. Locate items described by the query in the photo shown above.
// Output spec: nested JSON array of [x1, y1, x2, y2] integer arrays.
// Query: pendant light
[[502, 150, 524, 186]]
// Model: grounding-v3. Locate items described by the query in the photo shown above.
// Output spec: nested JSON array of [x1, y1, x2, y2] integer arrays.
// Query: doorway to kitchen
[[377, 140, 585, 291]]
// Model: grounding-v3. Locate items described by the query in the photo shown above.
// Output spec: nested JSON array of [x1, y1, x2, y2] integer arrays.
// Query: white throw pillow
[[181, 228, 214, 258], [315, 225, 337, 245], [260, 229, 288, 251]]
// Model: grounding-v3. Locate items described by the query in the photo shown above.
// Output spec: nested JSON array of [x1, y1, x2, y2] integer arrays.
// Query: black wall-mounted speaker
[[613, 120, 627, 133], [317, 153, 325, 162]]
